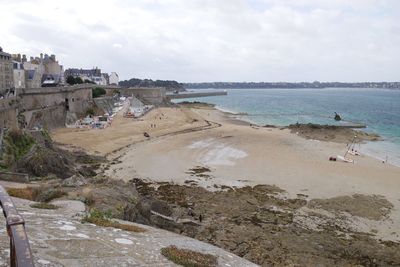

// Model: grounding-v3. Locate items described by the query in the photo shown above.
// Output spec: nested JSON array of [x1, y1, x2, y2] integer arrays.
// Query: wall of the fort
[[24, 105, 67, 130], [0, 97, 18, 129], [19, 86, 92, 114], [0, 85, 152, 131], [93, 96, 116, 115], [18, 85, 93, 129], [116, 87, 166, 105]]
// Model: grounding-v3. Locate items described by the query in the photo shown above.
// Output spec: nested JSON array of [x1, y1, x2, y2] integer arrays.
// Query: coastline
[[51, 103, 400, 265], [199, 101, 400, 167]]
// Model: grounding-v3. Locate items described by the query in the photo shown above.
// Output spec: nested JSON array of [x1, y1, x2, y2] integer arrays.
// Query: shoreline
[[49, 103, 400, 265], [183, 100, 400, 167]]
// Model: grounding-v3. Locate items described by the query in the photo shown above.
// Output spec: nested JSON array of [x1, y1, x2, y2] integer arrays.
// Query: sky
[[1, 0, 399, 82]]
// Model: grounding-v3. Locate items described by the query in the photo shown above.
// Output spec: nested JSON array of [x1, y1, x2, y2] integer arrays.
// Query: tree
[[75, 77, 83, 84], [92, 87, 106, 98], [84, 79, 95, 84], [66, 75, 76, 85]]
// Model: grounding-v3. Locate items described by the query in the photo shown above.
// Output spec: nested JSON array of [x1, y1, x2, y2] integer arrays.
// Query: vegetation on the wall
[[161, 245, 218, 267], [1, 129, 35, 167], [66, 75, 95, 85], [92, 87, 106, 98]]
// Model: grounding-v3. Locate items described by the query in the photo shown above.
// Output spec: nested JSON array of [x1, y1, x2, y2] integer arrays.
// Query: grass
[[161, 245, 218, 267], [2, 129, 35, 166], [30, 202, 59, 209], [6, 186, 65, 202], [6, 187, 38, 200], [82, 209, 146, 233]]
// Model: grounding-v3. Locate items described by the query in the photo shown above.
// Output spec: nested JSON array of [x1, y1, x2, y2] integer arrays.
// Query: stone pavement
[[0, 198, 258, 267]]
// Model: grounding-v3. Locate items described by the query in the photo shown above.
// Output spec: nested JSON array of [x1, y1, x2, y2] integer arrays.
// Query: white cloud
[[0, 0, 399, 82], [112, 43, 123, 48]]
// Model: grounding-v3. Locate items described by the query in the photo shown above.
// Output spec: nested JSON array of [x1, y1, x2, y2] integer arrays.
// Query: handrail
[[0, 186, 35, 267]]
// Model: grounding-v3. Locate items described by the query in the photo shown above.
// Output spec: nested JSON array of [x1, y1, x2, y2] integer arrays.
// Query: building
[[13, 61, 26, 89], [109, 72, 119, 85], [12, 53, 63, 88], [40, 54, 64, 86], [0, 47, 14, 97], [11, 53, 45, 89], [24, 60, 45, 88], [64, 67, 108, 85], [102, 73, 110, 85]]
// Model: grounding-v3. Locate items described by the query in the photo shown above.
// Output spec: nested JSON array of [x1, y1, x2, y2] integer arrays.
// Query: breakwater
[[166, 90, 227, 99]]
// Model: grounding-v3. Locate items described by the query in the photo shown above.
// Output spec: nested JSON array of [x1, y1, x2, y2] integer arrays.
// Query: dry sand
[[53, 105, 208, 155], [52, 104, 400, 242]]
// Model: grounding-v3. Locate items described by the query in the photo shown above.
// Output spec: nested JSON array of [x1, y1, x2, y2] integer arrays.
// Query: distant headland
[[183, 81, 400, 89]]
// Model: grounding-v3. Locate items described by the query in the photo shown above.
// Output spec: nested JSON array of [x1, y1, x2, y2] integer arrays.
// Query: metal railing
[[0, 186, 34, 267]]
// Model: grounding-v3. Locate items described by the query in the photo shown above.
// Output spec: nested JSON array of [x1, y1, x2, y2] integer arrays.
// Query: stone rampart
[[115, 87, 166, 105], [0, 97, 18, 129]]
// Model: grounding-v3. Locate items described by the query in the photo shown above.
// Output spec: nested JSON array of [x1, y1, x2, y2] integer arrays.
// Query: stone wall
[[93, 96, 116, 115], [18, 86, 92, 114], [24, 105, 67, 130], [0, 97, 18, 129], [18, 85, 93, 128], [116, 87, 166, 105], [0, 85, 125, 130]]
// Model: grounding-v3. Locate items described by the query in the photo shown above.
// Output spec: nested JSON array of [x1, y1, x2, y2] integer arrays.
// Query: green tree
[[66, 75, 76, 85], [92, 87, 106, 98], [84, 79, 95, 84]]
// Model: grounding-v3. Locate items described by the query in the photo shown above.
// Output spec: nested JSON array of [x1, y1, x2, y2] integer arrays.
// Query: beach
[[52, 102, 400, 265], [54, 103, 400, 237]]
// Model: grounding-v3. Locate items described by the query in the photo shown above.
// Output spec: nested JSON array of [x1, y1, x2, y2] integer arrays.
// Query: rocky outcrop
[[0, 198, 255, 267]]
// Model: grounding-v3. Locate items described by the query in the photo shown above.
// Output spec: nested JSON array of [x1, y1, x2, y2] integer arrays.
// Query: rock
[[62, 175, 88, 187]]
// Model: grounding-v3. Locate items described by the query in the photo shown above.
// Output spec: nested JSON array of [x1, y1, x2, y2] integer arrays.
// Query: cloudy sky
[[1, 0, 399, 82]]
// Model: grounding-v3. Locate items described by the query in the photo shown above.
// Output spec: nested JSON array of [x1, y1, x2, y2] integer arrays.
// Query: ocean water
[[174, 88, 400, 166]]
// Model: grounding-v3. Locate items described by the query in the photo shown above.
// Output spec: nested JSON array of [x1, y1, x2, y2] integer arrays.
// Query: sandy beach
[[53, 103, 400, 244]]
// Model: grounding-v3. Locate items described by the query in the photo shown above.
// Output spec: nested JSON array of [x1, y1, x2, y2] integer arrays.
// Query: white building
[[13, 61, 26, 89], [109, 72, 119, 85], [92, 75, 108, 86]]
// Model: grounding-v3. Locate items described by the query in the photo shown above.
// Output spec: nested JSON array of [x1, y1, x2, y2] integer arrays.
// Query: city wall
[[0, 85, 168, 131], [0, 97, 18, 129], [18, 85, 94, 128], [111, 87, 166, 105]]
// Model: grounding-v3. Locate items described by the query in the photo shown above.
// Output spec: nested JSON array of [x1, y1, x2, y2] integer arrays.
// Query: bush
[[6, 186, 65, 202], [30, 203, 59, 209], [82, 209, 146, 232], [92, 87, 106, 98], [84, 79, 95, 84], [7, 187, 38, 201], [85, 107, 96, 116], [161, 245, 218, 267], [2, 130, 35, 167], [66, 75, 76, 85], [36, 187, 66, 202]]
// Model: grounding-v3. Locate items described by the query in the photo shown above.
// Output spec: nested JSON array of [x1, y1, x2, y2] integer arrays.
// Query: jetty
[[166, 90, 227, 99]]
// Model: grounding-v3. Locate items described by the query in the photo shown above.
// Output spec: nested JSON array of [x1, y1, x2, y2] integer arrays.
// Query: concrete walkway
[[0, 198, 258, 267]]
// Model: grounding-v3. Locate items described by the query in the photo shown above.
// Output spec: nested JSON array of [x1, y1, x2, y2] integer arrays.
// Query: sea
[[173, 88, 400, 167]]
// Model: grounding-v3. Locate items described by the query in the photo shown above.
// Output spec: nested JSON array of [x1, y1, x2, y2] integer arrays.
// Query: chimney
[[22, 54, 27, 63], [40, 53, 43, 60]]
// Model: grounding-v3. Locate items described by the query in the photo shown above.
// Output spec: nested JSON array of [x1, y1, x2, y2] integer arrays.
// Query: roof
[[0, 49, 11, 58], [65, 68, 102, 77]]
